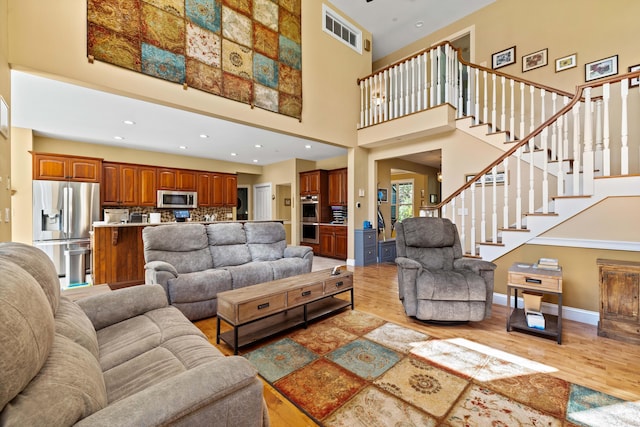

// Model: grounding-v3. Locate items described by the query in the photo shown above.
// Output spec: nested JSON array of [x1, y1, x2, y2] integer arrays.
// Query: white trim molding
[[528, 237, 640, 252]]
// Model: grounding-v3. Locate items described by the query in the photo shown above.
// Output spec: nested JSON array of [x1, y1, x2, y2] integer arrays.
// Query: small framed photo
[[429, 194, 438, 204], [377, 188, 388, 203], [555, 53, 577, 72], [284, 198, 291, 206], [0, 96, 8, 139], [629, 64, 640, 88], [522, 48, 548, 72], [585, 55, 618, 82], [492, 46, 516, 69]]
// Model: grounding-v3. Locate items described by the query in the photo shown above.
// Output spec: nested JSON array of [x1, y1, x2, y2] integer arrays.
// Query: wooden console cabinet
[[597, 259, 640, 344]]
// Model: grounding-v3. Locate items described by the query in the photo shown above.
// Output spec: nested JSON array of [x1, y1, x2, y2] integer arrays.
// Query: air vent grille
[[322, 4, 362, 54]]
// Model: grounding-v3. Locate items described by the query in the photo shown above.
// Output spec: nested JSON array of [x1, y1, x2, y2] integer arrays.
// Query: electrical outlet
[[226, 212, 233, 219]]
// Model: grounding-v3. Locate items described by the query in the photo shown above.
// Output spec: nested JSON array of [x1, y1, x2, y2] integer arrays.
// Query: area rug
[[244, 310, 640, 427]]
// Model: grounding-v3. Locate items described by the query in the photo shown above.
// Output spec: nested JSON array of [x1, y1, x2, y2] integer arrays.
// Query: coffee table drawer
[[508, 272, 562, 292], [325, 275, 353, 294], [238, 294, 286, 323], [288, 282, 324, 306]]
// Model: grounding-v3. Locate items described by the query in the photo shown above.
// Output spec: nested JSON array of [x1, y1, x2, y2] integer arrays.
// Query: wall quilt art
[[87, 0, 302, 119]]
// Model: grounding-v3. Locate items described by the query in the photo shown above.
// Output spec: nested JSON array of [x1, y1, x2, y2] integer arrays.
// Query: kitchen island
[[91, 220, 286, 289]]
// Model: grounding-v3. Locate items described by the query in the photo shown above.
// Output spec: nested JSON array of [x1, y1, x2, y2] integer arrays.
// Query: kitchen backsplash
[[128, 206, 233, 222]]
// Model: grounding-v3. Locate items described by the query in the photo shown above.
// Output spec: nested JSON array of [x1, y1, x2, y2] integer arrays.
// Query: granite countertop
[[92, 220, 290, 228]]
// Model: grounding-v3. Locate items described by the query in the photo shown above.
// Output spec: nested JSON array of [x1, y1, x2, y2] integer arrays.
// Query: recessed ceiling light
[[415, 21, 424, 28], [113, 136, 124, 140], [199, 134, 209, 138], [230, 152, 237, 156], [123, 120, 135, 125], [305, 144, 312, 149], [252, 159, 259, 163], [179, 145, 187, 150], [254, 144, 263, 148]]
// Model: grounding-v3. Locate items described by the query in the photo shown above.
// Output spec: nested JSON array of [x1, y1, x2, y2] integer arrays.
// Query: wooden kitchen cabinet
[[300, 170, 327, 196], [102, 162, 156, 207], [33, 153, 101, 182], [157, 168, 197, 191], [212, 173, 237, 207], [328, 168, 347, 206], [597, 259, 640, 344], [197, 172, 213, 207], [319, 225, 347, 259]]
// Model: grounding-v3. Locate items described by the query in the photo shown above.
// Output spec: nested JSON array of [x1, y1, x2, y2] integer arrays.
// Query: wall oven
[[301, 195, 319, 222], [301, 223, 319, 244]]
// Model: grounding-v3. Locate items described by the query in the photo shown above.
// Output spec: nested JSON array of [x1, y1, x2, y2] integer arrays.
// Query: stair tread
[[524, 212, 558, 216], [498, 227, 529, 232]]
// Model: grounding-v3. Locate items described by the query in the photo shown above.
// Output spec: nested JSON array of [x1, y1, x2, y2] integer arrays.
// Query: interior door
[[253, 183, 272, 221]]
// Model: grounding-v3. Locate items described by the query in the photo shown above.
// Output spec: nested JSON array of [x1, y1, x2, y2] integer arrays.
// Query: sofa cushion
[[1, 334, 107, 426], [269, 258, 311, 280], [406, 246, 455, 270], [167, 269, 232, 303], [244, 222, 286, 243], [206, 223, 252, 267], [0, 259, 55, 410], [416, 269, 487, 301], [55, 297, 100, 359], [226, 262, 275, 289], [143, 224, 214, 274], [401, 217, 457, 248]]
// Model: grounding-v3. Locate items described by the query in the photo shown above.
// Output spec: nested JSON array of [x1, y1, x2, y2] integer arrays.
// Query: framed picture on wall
[[377, 188, 388, 203], [629, 64, 640, 87], [555, 53, 577, 72], [585, 55, 618, 82], [522, 48, 548, 72], [492, 46, 516, 69]]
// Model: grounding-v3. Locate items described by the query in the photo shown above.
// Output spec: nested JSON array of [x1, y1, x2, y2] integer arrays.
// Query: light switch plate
[[5, 208, 9, 223]]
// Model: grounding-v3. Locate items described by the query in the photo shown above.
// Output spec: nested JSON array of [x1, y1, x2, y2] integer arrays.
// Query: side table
[[507, 262, 563, 344]]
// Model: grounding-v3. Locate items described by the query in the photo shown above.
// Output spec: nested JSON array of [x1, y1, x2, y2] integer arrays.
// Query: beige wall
[[375, 0, 640, 95], [8, 0, 370, 148], [0, 0, 10, 241]]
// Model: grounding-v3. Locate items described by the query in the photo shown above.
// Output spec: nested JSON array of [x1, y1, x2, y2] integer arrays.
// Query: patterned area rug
[[244, 310, 640, 427]]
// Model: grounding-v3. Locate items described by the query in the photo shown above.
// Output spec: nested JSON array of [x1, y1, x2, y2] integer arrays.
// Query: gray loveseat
[[143, 221, 313, 321], [0, 242, 269, 426]]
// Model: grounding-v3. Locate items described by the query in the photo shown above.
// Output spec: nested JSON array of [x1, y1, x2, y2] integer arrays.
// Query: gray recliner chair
[[395, 217, 496, 322]]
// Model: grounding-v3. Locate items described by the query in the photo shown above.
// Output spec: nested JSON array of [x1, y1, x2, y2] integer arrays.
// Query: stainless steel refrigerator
[[32, 180, 100, 282]]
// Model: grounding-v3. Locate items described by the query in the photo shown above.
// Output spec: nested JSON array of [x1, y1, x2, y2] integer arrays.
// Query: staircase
[[358, 43, 640, 261]]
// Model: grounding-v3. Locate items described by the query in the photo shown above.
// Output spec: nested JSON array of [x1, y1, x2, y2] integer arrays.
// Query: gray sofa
[[0, 242, 269, 426], [143, 222, 313, 321], [395, 217, 496, 322]]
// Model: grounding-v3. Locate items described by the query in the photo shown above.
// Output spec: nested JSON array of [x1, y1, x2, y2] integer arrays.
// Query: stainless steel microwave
[[157, 190, 198, 208]]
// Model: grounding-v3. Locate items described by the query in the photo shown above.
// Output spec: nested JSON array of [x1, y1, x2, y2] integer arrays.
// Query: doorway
[[237, 187, 249, 220], [253, 183, 272, 221]]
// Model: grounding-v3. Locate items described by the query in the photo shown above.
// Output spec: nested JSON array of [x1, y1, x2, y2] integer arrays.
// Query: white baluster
[[503, 157, 509, 229], [404, 61, 410, 115], [519, 82, 525, 140], [550, 93, 558, 160], [474, 68, 480, 124], [500, 76, 506, 132], [470, 184, 476, 256], [459, 190, 466, 253], [480, 175, 486, 243], [359, 80, 364, 128], [583, 87, 594, 195], [430, 49, 436, 108], [410, 57, 416, 113], [594, 99, 603, 176], [603, 83, 611, 176], [542, 122, 549, 213], [491, 74, 497, 131], [393, 66, 399, 119], [528, 137, 536, 213], [529, 85, 535, 134], [509, 79, 515, 141], [364, 78, 370, 127], [436, 46, 442, 105], [621, 78, 629, 175], [516, 145, 522, 228], [422, 53, 428, 110], [483, 71, 488, 125], [556, 114, 565, 196], [572, 103, 581, 195], [450, 197, 456, 224], [466, 65, 472, 117], [457, 62, 463, 117], [383, 69, 389, 122], [491, 166, 498, 243]]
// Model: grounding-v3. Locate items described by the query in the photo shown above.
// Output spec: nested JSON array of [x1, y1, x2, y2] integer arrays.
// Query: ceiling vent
[[322, 4, 362, 54]]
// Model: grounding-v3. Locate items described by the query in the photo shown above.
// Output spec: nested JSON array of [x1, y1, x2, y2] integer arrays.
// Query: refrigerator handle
[[67, 186, 73, 236]]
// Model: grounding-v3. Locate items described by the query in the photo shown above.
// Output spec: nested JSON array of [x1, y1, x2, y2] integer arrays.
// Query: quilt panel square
[[185, 0, 221, 33], [253, 22, 278, 60], [141, 42, 186, 83], [222, 5, 252, 48], [88, 23, 141, 72], [253, 0, 278, 31], [186, 58, 222, 94], [186, 22, 221, 67], [141, 3, 185, 54], [254, 84, 278, 112], [279, 35, 301, 70], [88, 0, 142, 38]]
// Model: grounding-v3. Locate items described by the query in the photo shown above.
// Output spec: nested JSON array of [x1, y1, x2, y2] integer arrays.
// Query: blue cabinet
[[378, 239, 396, 263], [355, 229, 377, 266]]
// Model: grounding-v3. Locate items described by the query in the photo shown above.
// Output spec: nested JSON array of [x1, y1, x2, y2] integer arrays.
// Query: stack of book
[[534, 257, 560, 270]]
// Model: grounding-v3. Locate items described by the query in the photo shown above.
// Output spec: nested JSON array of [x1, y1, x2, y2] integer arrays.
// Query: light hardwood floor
[[195, 262, 640, 426]]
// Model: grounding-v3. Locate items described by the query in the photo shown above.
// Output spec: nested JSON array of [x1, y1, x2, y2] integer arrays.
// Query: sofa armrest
[[145, 260, 178, 277], [74, 357, 265, 427], [395, 256, 422, 271], [75, 284, 169, 331], [284, 245, 313, 259], [453, 257, 496, 275]]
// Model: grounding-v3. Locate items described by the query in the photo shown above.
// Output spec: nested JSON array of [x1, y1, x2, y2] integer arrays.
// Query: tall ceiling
[[11, 1, 493, 168]]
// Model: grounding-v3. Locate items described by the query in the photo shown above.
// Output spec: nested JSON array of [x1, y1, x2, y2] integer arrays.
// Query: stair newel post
[[583, 87, 595, 195], [503, 157, 510, 229], [620, 79, 629, 175], [572, 103, 582, 195], [500, 76, 506, 132], [595, 99, 603, 177], [483, 71, 488, 125], [491, 166, 498, 243], [422, 53, 428, 112], [491, 74, 497, 131], [509, 79, 515, 141], [519, 82, 526, 141], [515, 145, 523, 229], [474, 68, 480, 125], [470, 184, 477, 256], [603, 83, 611, 176]]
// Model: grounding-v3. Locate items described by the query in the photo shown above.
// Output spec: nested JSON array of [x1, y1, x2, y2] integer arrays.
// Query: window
[[391, 180, 414, 226], [322, 4, 362, 54]]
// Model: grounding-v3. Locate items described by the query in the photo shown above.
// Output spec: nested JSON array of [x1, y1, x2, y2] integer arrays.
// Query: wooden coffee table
[[216, 269, 354, 354]]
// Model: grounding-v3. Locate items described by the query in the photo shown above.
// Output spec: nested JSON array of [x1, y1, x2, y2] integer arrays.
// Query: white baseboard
[[493, 293, 599, 326], [346, 258, 355, 266]]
